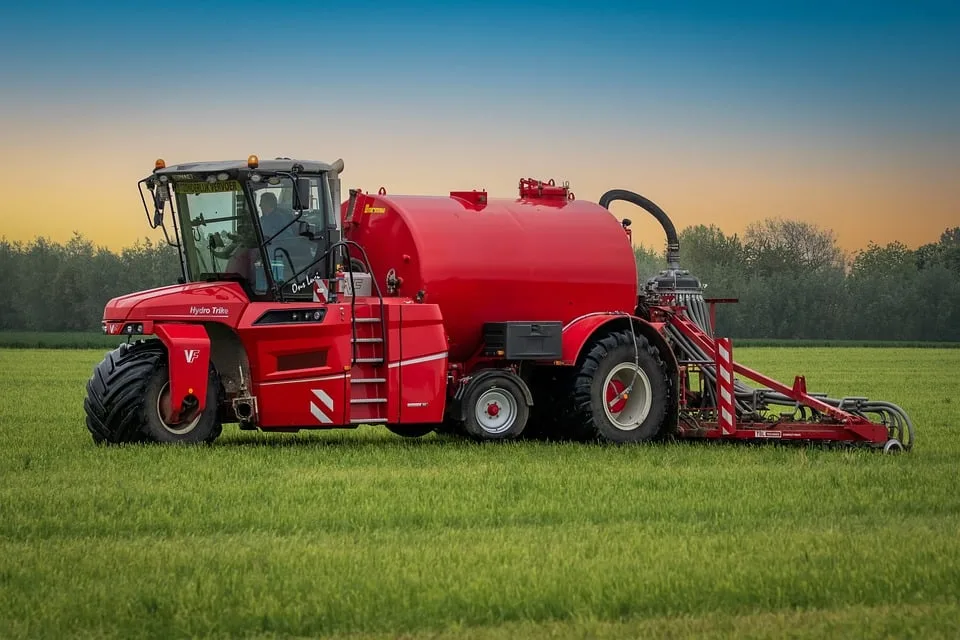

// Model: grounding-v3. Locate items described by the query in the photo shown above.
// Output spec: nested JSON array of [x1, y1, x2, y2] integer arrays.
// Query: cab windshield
[[171, 175, 332, 297]]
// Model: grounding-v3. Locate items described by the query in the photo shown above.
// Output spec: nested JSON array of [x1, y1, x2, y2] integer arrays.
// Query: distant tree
[[743, 218, 845, 276], [633, 245, 664, 283], [916, 226, 960, 273], [674, 224, 747, 300], [850, 240, 915, 279], [677, 224, 746, 273], [0, 239, 25, 330]]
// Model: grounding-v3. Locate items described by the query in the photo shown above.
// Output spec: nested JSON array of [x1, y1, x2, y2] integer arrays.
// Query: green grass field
[[1, 346, 958, 639]]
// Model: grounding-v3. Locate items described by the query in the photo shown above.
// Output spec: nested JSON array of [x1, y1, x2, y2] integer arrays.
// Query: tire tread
[[568, 329, 671, 442], [83, 340, 165, 444]]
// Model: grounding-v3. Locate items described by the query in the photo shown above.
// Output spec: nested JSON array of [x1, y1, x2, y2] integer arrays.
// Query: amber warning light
[[248, 154, 259, 169], [154, 158, 165, 170]]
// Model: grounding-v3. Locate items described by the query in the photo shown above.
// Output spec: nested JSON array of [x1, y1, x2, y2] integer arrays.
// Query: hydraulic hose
[[599, 189, 681, 269]]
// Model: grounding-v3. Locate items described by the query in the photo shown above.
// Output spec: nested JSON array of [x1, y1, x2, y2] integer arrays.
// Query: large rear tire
[[84, 340, 223, 445], [568, 329, 670, 443]]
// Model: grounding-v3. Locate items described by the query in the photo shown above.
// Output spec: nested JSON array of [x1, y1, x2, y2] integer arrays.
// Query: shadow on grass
[[89, 423, 894, 457], [204, 426, 890, 456]]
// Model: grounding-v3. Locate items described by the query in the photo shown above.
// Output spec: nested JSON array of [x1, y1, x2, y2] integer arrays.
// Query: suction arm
[[599, 189, 680, 269]]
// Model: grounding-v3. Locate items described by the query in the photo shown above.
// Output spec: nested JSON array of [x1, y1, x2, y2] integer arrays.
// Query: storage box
[[482, 321, 563, 360]]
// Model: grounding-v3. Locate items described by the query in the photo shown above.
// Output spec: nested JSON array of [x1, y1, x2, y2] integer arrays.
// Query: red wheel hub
[[606, 380, 627, 413], [486, 402, 500, 417]]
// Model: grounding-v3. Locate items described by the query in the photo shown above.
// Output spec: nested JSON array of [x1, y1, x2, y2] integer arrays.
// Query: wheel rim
[[474, 388, 517, 434], [156, 382, 203, 435], [884, 439, 904, 453], [603, 363, 652, 431]]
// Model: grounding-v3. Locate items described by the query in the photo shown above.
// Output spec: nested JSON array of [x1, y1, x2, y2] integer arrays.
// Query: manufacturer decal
[[753, 430, 782, 438], [363, 204, 386, 215], [184, 349, 201, 364], [310, 389, 334, 424], [189, 306, 229, 316]]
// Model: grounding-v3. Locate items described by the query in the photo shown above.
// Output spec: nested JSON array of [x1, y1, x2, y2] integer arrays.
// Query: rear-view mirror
[[298, 220, 318, 240], [294, 177, 311, 211]]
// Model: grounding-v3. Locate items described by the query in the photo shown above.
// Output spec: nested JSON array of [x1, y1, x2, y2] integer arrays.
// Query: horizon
[[2, 211, 952, 262], [1, 1, 957, 255]]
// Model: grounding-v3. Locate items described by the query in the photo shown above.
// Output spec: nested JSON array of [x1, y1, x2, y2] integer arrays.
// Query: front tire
[[569, 329, 669, 443], [84, 340, 223, 445]]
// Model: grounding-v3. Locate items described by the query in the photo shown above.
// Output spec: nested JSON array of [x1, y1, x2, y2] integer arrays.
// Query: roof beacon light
[[154, 158, 166, 171], [248, 155, 259, 169]]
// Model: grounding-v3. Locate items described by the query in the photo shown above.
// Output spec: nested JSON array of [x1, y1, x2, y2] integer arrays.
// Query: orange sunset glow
[[1, 129, 955, 256]]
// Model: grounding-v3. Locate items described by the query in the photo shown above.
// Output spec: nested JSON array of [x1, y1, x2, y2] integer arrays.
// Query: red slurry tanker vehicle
[[84, 155, 915, 451]]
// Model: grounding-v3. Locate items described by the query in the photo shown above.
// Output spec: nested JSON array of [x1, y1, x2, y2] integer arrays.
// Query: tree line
[[634, 220, 960, 341], [1, 221, 959, 341]]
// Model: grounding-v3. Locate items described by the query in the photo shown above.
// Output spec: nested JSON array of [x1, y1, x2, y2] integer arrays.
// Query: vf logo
[[184, 349, 201, 364], [309, 389, 334, 424]]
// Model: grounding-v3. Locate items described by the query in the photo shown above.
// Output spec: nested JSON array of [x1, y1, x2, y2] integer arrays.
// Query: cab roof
[[154, 157, 343, 175]]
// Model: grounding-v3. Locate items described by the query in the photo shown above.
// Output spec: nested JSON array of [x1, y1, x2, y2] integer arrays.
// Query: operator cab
[[141, 155, 344, 302]]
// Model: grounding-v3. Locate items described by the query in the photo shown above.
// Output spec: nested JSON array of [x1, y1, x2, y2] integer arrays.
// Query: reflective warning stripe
[[715, 338, 736, 435]]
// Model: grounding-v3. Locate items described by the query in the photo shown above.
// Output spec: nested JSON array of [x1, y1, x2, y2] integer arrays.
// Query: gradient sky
[[1, 0, 958, 255]]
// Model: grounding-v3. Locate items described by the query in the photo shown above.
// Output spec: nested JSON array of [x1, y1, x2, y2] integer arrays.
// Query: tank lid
[[519, 177, 574, 200]]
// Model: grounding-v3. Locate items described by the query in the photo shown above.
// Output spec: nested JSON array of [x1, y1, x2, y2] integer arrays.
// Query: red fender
[[154, 323, 211, 421], [561, 312, 680, 434], [561, 312, 673, 368]]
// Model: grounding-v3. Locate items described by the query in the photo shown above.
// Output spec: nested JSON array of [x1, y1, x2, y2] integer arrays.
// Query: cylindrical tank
[[342, 184, 638, 362]]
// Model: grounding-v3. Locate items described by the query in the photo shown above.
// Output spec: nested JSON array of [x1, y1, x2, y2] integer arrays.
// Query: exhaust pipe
[[232, 396, 259, 428], [235, 401, 253, 420]]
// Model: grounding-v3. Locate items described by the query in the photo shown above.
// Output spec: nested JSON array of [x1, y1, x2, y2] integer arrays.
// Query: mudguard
[[449, 367, 535, 422], [562, 312, 676, 370], [154, 323, 211, 421], [561, 312, 680, 435]]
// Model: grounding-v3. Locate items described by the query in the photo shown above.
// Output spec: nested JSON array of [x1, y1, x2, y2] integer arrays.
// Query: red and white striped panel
[[715, 338, 736, 434]]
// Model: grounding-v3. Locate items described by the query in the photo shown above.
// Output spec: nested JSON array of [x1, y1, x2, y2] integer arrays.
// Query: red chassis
[[100, 280, 913, 451], [102, 282, 449, 431]]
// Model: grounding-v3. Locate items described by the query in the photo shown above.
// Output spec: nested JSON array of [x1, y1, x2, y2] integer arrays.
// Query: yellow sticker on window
[[176, 180, 242, 194]]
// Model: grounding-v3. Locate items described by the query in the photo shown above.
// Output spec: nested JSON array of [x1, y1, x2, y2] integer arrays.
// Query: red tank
[[342, 179, 638, 362]]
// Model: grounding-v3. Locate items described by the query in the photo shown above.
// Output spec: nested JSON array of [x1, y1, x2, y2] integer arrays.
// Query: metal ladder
[[347, 297, 389, 426]]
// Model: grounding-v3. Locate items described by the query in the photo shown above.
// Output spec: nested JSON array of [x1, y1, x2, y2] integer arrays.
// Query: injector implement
[[83, 156, 914, 452]]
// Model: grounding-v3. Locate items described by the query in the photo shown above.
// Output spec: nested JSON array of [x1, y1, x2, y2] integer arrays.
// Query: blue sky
[[1, 1, 958, 251]]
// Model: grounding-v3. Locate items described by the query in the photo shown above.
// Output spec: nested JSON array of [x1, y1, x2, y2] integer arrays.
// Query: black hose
[[599, 189, 680, 268]]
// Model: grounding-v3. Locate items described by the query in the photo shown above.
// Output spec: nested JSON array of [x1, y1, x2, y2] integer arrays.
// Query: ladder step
[[350, 418, 384, 424], [351, 397, 388, 404], [354, 317, 380, 323], [355, 358, 384, 364], [352, 337, 383, 344], [351, 378, 386, 384]]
